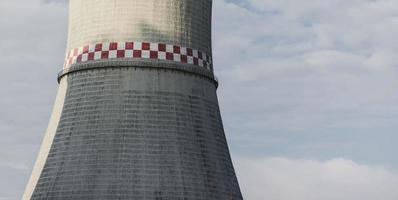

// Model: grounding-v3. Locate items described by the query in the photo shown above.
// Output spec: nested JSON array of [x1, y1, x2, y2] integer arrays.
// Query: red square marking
[[150, 51, 158, 59], [166, 52, 174, 60], [193, 57, 199, 65], [126, 42, 134, 50], [88, 52, 95, 61], [77, 55, 82, 63], [187, 48, 193, 56], [95, 44, 102, 52], [142, 42, 150, 50], [83, 45, 89, 53], [101, 51, 109, 59], [133, 50, 142, 58], [181, 55, 187, 63], [109, 42, 118, 50], [173, 46, 180, 54], [158, 43, 166, 52], [117, 50, 125, 58]]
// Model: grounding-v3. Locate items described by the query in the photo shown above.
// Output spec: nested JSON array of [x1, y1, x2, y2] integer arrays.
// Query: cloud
[[214, 0, 398, 128], [214, 0, 398, 164], [235, 157, 398, 200]]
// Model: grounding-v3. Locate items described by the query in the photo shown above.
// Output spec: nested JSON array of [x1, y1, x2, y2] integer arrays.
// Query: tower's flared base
[[28, 64, 242, 199]]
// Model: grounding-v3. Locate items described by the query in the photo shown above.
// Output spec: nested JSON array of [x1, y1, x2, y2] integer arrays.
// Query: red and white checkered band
[[63, 42, 212, 70]]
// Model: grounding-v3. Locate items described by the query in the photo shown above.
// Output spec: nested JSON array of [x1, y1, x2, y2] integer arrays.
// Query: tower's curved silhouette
[[23, 0, 243, 199]]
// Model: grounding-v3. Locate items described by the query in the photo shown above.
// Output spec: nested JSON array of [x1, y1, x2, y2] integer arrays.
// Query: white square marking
[[158, 52, 166, 60], [72, 57, 77, 64], [174, 54, 181, 62], [198, 60, 204, 67], [89, 44, 95, 52], [193, 50, 198, 57], [78, 47, 83, 54], [166, 44, 174, 53], [125, 50, 134, 58], [118, 42, 125, 50], [150, 43, 158, 51], [142, 50, 150, 58], [102, 42, 110, 51], [82, 54, 88, 62], [94, 52, 101, 60], [180, 47, 187, 55], [109, 50, 117, 59], [187, 56, 194, 64], [134, 42, 142, 50]]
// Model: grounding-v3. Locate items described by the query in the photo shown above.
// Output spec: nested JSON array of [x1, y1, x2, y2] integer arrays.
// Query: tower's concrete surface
[[23, 0, 243, 199]]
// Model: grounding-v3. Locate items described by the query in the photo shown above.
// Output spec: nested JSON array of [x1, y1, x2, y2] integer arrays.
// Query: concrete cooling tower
[[23, 0, 243, 199]]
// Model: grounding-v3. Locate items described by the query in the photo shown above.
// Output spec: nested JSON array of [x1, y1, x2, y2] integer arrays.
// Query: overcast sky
[[1, 0, 398, 199]]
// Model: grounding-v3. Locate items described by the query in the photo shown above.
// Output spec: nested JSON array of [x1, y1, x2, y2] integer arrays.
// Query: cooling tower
[[23, 0, 243, 199]]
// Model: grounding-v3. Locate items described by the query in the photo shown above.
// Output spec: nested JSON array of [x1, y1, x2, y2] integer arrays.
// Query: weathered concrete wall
[[68, 0, 212, 55], [30, 67, 242, 199]]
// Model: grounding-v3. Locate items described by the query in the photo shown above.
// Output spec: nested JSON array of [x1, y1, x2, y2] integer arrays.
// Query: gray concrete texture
[[24, 0, 243, 199], [67, 0, 213, 57]]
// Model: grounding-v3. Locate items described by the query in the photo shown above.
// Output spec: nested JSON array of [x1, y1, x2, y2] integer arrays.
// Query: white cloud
[[235, 157, 398, 200], [214, 0, 398, 161], [214, 0, 398, 130]]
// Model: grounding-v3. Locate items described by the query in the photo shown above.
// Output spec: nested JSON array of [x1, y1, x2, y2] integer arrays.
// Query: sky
[[1, 0, 398, 199]]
